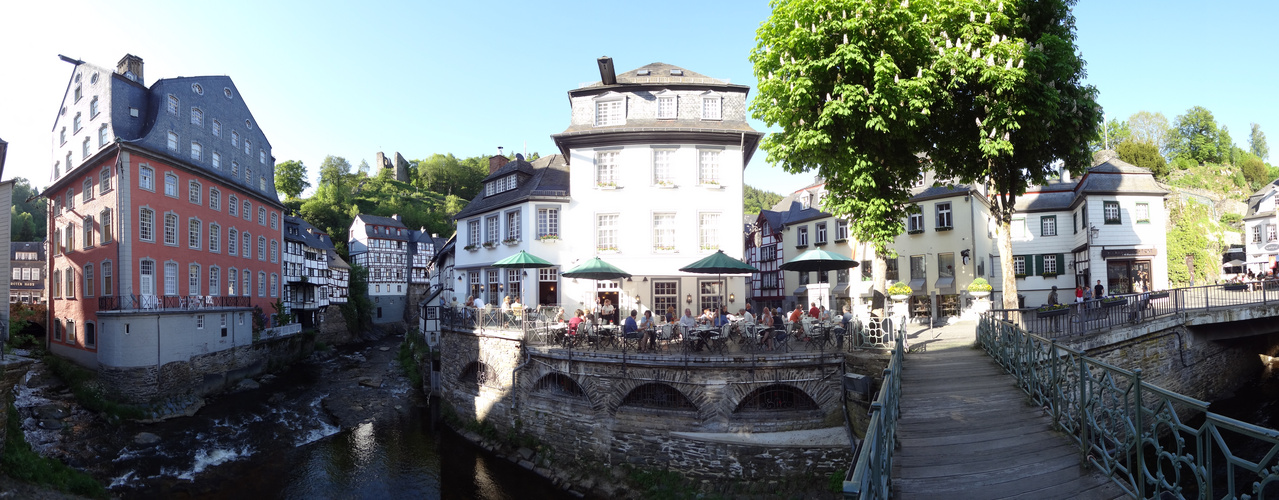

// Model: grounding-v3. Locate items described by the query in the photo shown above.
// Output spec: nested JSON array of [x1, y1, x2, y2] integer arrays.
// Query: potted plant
[[538, 234, 560, 242], [463, 244, 479, 252], [597, 180, 617, 189], [1147, 290, 1169, 300], [482, 241, 497, 249], [967, 278, 992, 298], [888, 282, 912, 300], [1101, 296, 1126, 308], [1224, 282, 1249, 291], [502, 238, 520, 246], [1037, 303, 1070, 317]]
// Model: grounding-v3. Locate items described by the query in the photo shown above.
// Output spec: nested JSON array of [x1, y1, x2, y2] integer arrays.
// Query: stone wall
[[97, 334, 308, 403], [316, 305, 353, 345], [439, 327, 855, 481], [1080, 326, 1274, 402], [0, 356, 35, 452]]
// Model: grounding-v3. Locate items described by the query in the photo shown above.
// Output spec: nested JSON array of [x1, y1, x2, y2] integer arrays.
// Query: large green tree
[[1088, 117, 1129, 152], [1250, 123, 1269, 161], [927, 0, 1101, 308], [10, 178, 46, 240], [1128, 110, 1170, 153], [1116, 141, 1168, 178], [750, 0, 941, 313], [744, 184, 784, 214], [1169, 106, 1225, 165], [274, 160, 310, 199]]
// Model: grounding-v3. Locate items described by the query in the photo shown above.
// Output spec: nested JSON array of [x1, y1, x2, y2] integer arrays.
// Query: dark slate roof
[[11, 241, 45, 260], [911, 184, 972, 202], [284, 215, 336, 250], [454, 154, 570, 220], [555, 119, 759, 137], [1245, 179, 1279, 217], [355, 214, 410, 241], [326, 249, 350, 270], [580, 62, 738, 89], [1014, 158, 1167, 211], [481, 155, 539, 183], [432, 234, 456, 266]]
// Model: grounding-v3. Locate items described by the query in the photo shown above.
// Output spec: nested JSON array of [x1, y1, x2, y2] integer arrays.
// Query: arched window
[[732, 385, 819, 413], [458, 361, 499, 390], [619, 383, 696, 411], [99, 165, 111, 193], [209, 266, 221, 296], [228, 267, 238, 296], [531, 373, 587, 400]]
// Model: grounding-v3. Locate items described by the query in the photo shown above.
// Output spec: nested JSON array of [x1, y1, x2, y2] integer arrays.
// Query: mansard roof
[[453, 154, 570, 221]]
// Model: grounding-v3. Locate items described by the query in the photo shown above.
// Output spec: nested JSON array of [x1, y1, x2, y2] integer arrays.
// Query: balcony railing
[[98, 294, 252, 312]]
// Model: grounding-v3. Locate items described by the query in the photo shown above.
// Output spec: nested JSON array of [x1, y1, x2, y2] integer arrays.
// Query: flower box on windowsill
[[699, 246, 719, 252], [795, 244, 809, 249], [502, 239, 521, 246], [482, 242, 497, 249], [907, 229, 924, 235], [598, 246, 619, 253], [936, 226, 953, 232], [1041, 273, 1059, 279], [655, 182, 677, 189], [701, 183, 724, 190], [463, 244, 479, 252], [596, 183, 619, 190], [814, 241, 827, 247], [654, 246, 677, 253], [1014, 274, 1027, 280], [834, 238, 847, 243], [538, 235, 560, 243]]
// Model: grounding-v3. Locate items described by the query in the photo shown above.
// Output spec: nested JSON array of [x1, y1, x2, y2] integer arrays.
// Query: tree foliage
[[744, 184, 784, 214], [1166, 200, 1223, 286], [1116, 141, 1168, 178], [1127, 110, 1170, 153], [273, 160, 310, 199], [11, 178, 46, 241], [1241, 154, 1269, 189], [1089, 117, 1129, 152], [1250, 123, 1269, 161], [1169, 106, 1227, 164]]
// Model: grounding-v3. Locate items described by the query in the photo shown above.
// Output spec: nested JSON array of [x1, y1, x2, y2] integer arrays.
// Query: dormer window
[[800, 192, 812, 210], [701, 91, 722, 120], [485, 174, 518, 196], [593, 92, 625, 127], [656, 90, 677, 119]]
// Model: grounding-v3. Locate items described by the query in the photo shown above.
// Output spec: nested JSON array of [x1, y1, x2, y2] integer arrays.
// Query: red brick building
[[45, 54, 285, 398]]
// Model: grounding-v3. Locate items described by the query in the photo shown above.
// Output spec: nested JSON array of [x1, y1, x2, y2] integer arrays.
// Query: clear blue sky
[[1, 1, 1275, 199]]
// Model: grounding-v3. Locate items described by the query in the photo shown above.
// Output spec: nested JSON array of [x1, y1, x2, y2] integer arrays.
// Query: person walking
[[1094, 280, 1105, 299]]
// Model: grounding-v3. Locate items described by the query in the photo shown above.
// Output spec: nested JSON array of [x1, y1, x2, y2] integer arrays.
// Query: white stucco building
[[1243, 178, 1279, 274]]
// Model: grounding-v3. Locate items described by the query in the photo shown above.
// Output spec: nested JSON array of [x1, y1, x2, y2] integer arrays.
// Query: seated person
[[739, 307, 756, 325], [554, 307, 566, 324], [679, 308, 698, 347], [665, 306, 677, 324], [714, 306, 731, 328], [566, 309, 585, 342], [638, 310, 656, 350], [622, 309, 641, 344], [789, 305, 804, 325]]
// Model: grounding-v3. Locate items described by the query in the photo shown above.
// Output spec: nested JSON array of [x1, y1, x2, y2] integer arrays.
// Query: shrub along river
[[13, 332, 570, 499]]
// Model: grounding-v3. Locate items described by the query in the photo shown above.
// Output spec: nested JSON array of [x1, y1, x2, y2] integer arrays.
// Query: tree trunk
[[998, 216, 1017, 310], [872, 249, 887, 318]]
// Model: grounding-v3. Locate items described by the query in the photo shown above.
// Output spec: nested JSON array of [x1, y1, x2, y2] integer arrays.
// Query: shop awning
[[934, 277, 955, 289], [793, 285, 808, 296], [908, 278, 926, 294], [832, 282, 850, 295]]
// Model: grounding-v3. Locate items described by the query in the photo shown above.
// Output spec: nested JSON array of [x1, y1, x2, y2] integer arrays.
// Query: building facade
[[1009, 159, 1170, 306], [1243, 178, 1279, 274], [283, 215, 344, 327], [11, 242, 47, 305], [44, 55, 286, 375], [549, 58, 763, 318], [348, 214, 410, 324]]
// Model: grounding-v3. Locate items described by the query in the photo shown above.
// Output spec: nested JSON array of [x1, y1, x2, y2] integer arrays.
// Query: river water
[[14, 337, 571, 499]]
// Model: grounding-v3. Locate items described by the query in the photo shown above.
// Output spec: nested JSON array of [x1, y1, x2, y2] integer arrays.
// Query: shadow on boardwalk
[[893, 322, 1126, 499]]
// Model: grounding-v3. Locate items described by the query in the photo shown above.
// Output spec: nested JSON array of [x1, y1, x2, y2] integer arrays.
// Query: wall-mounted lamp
[[961, 249, 971, 265], [458, 276, 464, 281], [686, 294, 693, 304], [642, 277, 648, 282], [626, 277, 633, 282], [522, 271, 528, 278]]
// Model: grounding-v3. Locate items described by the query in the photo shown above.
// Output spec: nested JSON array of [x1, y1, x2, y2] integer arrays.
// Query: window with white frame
[[242, 201, 251, 220], [84, 263, 94, 298], [1013, 256, 1027, 276], [164, 173, 178, 197], [908, 213, 924, 233], [1270, 224, 1278, 243], [228, 267, 238, 295], [653, 149, 674, 186], [1041, 215, 1057, 236], [260, 149, 267, 165], [232, 161, 239, 177], [232, 130, 239, 148], [210, 187, 220, 211], [653, 213, 676, 251], [229, 195, 238, 216], [1136, 203, 1150, 223], [102, 260, 112, 296], [189, 218, 201, 249], [209, 266, 220, 295], [657, 94, 677, 119], [468, 219, 480, 247], [83, 216, 94, 248], [836, 219, 849, 241], [244, 139, 251, 156], [537, 208, 558, 239], [167, 94, 179, 115], [101, 208, 111, 243], [243, 232, 251, 258], [485, 214, 499, 244], [270, 274, 278, 297], [82, 178, 93, 202], [702, 95, 723, 121], [100, 166, 111, 193], [271, 240, 278, 263], [82, 137, 90, 158], [189, 263, 201, 296], [936, 202, 953, 229], [505, 210, 521, 242], [258, 272, 266, 297], [258, 207, 266, 225], [212, 119, 221, 137], [66, 188, 75, 210], [228, 228, 238, 255], [164, 213, 178, 246], [90, 96, 99, 117], [1043, 254, 1058, 275], [243, 270, 251, 297], [188, 180, 201, 204], [212, 151, 221, 170], [98, 124, 108, 147], [597, 214, 618, 251], [167, 132, 178, 151], [594, 96, 624, 126], [191, 107, 203, 127], [210, 223, 220, 252], [595, 151, 617, 187], [271, 212, 278, 230], [139, 208, 155, 242], [797, 225, 809, 247], [815, 222, 827, 245], [164, 261, 178, 296], [698, 149, 721, 185], [1104, 201, 1121, 224]]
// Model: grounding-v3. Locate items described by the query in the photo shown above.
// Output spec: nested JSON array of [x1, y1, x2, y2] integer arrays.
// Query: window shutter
[[1034, 255, 1044, 276], [1056, 254, 1064, 275]]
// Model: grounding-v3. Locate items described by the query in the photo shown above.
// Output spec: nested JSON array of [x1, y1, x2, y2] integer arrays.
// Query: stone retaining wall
[[1080, 326, 1275, 402], [98, 335, 309, 404], [316, 305, 353, 346]]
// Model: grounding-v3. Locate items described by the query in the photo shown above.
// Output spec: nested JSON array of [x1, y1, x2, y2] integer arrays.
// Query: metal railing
[[98, 294, 252, 312], [977, 313, 1279, 499], [844, 321, 906, 499], [989, 280, 1279, 339], [439, 305, 869, 357]]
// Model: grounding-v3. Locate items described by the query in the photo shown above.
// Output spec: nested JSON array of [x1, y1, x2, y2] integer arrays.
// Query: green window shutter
[[1056, 254, 1064, 275], [1034, 255, 1044, 276]]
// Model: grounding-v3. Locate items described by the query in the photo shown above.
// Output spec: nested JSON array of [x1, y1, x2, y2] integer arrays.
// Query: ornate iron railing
[[989, 280, 1279, 339], [98, 294, 252, 311], [977, 314, 1279, 499], [843, 321, 905, 499]]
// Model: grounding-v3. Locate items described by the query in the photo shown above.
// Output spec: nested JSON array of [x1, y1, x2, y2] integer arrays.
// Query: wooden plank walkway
[[893, 324, 1127, 499]]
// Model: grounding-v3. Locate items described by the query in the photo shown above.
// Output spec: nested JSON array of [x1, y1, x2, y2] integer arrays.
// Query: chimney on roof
[[392, 214, 403, 222], [116, 54, 144, 85], [489, 154, 509, 174], [432, 233, 439, 238], [597, 56, 616, 85], [1061, 169, 1071, 183]]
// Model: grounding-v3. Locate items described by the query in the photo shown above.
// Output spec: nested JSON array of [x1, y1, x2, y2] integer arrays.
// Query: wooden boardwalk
[[893, 324, 1126, 499]]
